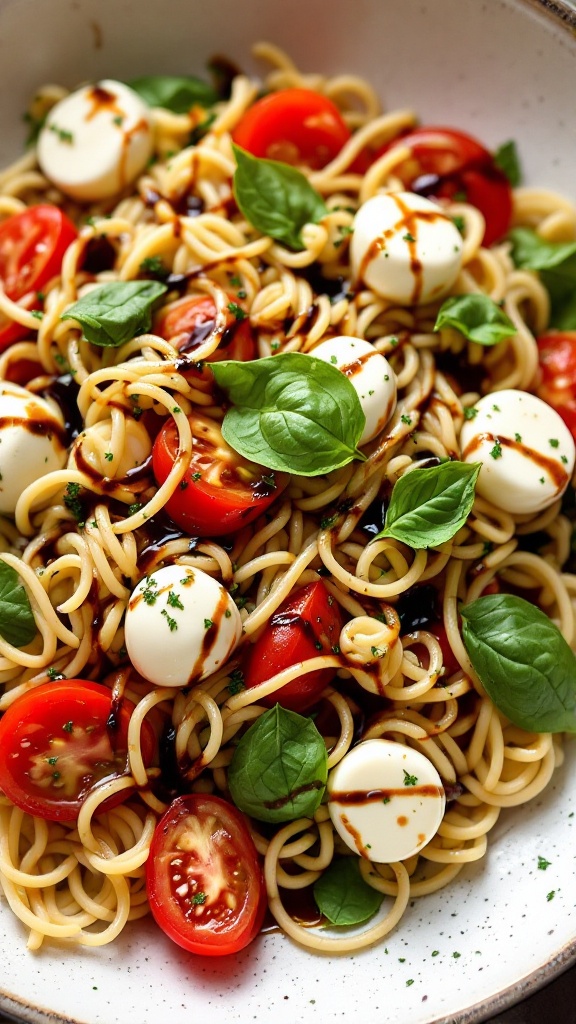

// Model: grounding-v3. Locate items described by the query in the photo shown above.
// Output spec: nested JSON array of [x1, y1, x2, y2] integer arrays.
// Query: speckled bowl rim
[[1, 0, 576, 1021]]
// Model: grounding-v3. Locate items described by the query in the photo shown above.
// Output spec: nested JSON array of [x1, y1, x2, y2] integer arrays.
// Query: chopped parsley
[[62, 720, 74, 733], [204, 618, 214, 629], [463, 405, 478, 421], [489, 441, 503, 460], [549, 438, 559, 448], [167, 591, 184, 610], [403, 770, 418, 786], [538, 856, 552, 870], [63, 482, 84, 522], [227, 301, 247, 321], [49, 122, 74, 144], [161, 609, 178, 631], [191, 891, 207, 905], [228, 669, 245, 695]]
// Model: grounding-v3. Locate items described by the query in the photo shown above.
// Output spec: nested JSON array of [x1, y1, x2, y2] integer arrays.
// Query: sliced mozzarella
[[0, 381, 67, 515], [328, 738, 445, 863], [460, 389, 575, 514], [37, 80, 153, 202], [350, 191, 463, 306], [311, 336, 397, 444], [124, 564, 242, 688]]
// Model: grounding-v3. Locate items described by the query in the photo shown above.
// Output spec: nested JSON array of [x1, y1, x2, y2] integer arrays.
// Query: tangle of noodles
[[0, 41, 574, 955]]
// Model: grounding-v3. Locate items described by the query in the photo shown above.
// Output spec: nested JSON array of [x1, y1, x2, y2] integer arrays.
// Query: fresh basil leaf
[[313, 857, 384, 926], [509, 227, 576, 330], [232, 144, 328, 251], [0, 561, 36, 648], [461, 593, 576, 733], [494, 140, 521, 187], [128, 75, 217, 114], [211, 352, 366, 476], [434, 294, 516, 346], [227, 704, 328, 824], [61, 281, 168, 347], [375, 461, 481, 549]]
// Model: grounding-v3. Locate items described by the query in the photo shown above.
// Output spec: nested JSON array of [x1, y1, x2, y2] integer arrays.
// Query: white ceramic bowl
[[1, 1, 576, 1022]]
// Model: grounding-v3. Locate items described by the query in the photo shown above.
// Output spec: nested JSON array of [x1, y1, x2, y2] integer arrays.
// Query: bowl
[[0, 1, 576, 1022]]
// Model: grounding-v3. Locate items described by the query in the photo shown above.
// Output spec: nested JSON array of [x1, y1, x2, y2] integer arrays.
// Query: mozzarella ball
[[0, 381, 67, 515], [460, 389, 575, 514], [38, 80, 153, 202], [328, 739, 446, 863], [350, 191, 463, 305], [124, 564, 243, 688], [311, 336, 397, 444]]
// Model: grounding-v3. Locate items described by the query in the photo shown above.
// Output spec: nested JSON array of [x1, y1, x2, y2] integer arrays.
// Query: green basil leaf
[[128, 75, 217, 114], [313, 857, 384, 926], [227, 704, 328, 824], [434, 294, 516, 346], [232, 144, 328, 251], [0, 561, 36, 648], [375, 461, 481, 549], [461, 593, 576, 733], [211, 352, 366, 476], [494, 140, 522, 187], [61, 281, 168, 347], [509, 227, 576, 330]]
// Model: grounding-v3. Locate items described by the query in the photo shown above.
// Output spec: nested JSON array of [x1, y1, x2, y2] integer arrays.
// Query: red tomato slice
[[152, 409, 289, 536], [0, 205, 78, 350], [379, 127, 512, 247], [146, 794, 266, 956], [0, 680, 155, 821], [155, 294, 256, 367], [232, 88, 352, 170], [243, 580, 343, 711], [536, 331, 576, 441]]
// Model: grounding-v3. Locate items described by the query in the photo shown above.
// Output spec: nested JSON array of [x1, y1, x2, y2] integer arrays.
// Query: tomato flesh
[[0, 680, 155, 821], [146, 794, 266, 956], [243, 580, 343, 711], [232, 88, 352, 170], [155, 294, 256, 373], [0, 205, 78, 350], [536, 331, 576, 441], [380, 127, 512, 247], [152, 409, 289, 536]]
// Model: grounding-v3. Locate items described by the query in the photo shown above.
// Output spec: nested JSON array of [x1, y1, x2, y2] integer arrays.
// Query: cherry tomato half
[[243, 580, 343, 712], [155, 294, 256, 366], [0, 680, 155, 821], [146, 794, 266, 956], [232, 88, 352, 171], [152, 409, 289, 537], [536, 331, 576, 441], [0, 205, 78, 350], [379, 127, 512, 247]]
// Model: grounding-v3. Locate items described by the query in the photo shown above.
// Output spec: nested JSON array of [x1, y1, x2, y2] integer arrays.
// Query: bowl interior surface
[[1, 1, 576, 1022]]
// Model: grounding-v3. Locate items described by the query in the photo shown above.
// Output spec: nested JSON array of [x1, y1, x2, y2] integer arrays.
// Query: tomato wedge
[[152, 409, 289, 536], [379, 127, 512, 247], [536, 331, 576, 441], [146, 794, 266, 956], [155, 294, 256, 365], [0, 680, 155, 821], [243, 580, 343, 711], [232, 88, 352, 170], [0, 205, 78, 350]]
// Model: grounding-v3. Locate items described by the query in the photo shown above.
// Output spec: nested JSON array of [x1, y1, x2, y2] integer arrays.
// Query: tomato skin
[[380, 127, 512, 247], [152, 409, 289, 537], [232, 88, 352, 171], [0, 680, 155, 821], [0, 205, 78, 350], [146, 794, 266, 956], [243, 581, 343, 712], [155, 294, 256, 368], [536, 331, 576, 441]]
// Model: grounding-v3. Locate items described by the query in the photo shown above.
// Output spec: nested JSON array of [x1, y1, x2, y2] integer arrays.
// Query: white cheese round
[[350, 191, 463, 306], [37, 80, 153, 202], [328, 738, 446, 863], [311, 336, 397, 444], [124, 564, 242, 688], [0, 381, 67, 516], [460, 389, 575, 514]]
